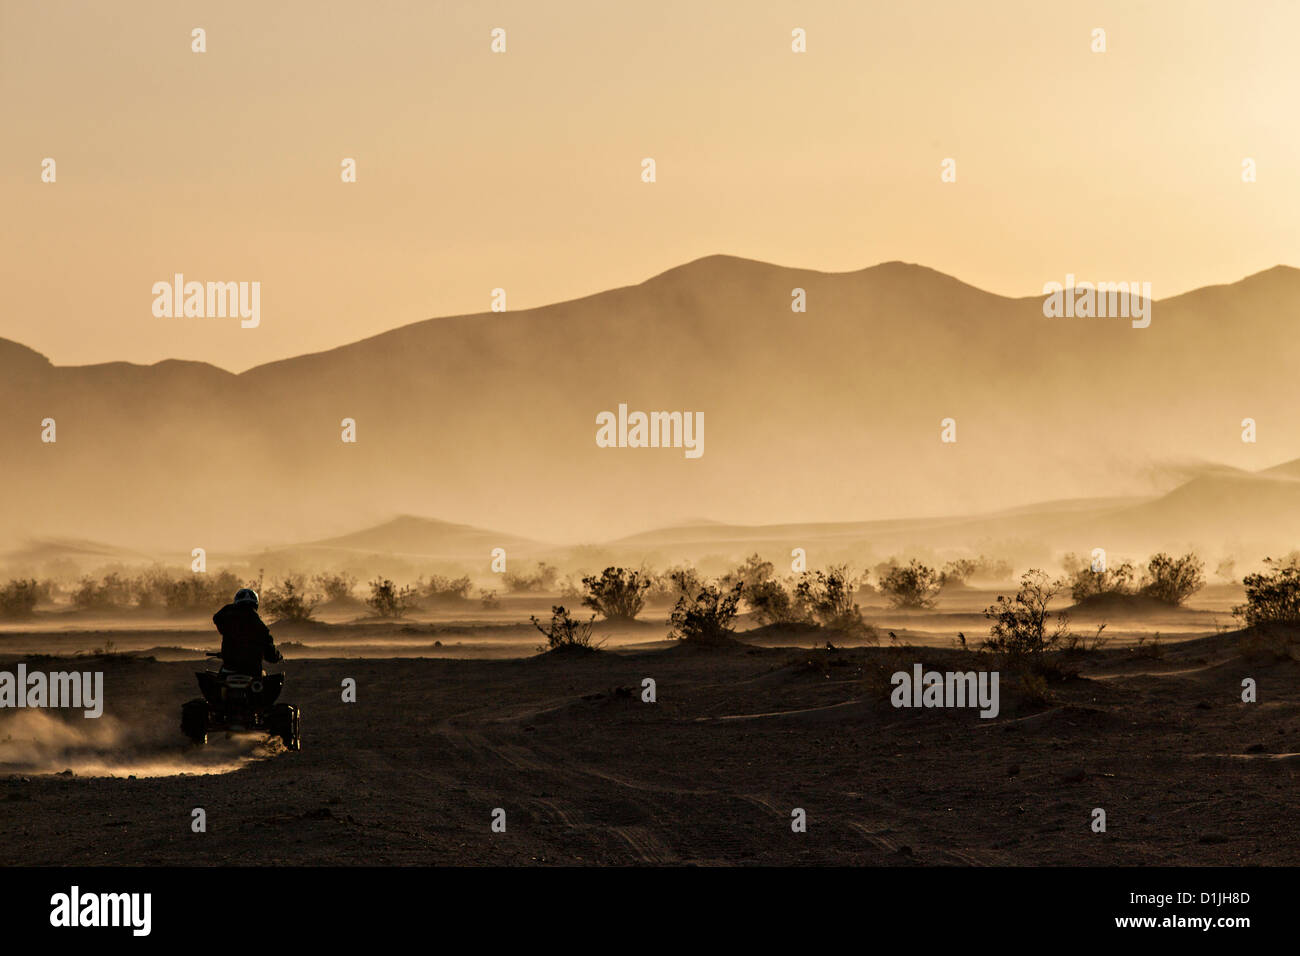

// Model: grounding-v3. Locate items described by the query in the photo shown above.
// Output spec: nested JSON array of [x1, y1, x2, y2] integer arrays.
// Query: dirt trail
[[2, 634, 1298, 865]]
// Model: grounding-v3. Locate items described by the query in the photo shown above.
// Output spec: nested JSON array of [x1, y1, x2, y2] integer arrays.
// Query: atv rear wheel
[[181, 698, 209, 746], [269, 703, 301, 751]]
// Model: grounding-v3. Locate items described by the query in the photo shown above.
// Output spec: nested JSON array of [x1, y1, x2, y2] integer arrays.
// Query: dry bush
[[1235, 557, 1300, 628], [878, 560, 942, 609], [0, 579, 40, 619], [263, 576, 320, 622], [421, 574, 473, 605], [531, 605, 598, 651], [794, 566, 876, 640], [313, 571, 358, 602], [982, 570, 1070, 661], [1063, 553, 1135, 603], [721, 553, 776, 592], [1139, 552, 1205, 606], [503, 562, 558, 594], [366, 578, 416, 618], [670, 583, 743, 645], [581, 567, 651, 622], [746, 577, 808, 626]]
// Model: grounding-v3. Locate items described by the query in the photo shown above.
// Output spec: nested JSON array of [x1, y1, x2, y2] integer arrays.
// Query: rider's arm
[[258, 616, 284, 663]]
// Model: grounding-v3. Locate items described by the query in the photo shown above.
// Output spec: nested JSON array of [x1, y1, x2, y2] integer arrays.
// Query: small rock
[[1245, 743, 1267, 754], [1007, 764, 1021, 777]]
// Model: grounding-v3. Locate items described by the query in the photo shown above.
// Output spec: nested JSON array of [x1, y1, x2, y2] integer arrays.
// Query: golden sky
[[3, 0, 1297, 372]]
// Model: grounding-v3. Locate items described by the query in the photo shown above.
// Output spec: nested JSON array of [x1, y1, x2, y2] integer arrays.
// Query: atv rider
[[213, 588, 284, 676]]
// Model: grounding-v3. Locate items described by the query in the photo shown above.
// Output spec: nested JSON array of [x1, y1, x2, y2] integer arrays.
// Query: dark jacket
[[213, 603, 282, 676]]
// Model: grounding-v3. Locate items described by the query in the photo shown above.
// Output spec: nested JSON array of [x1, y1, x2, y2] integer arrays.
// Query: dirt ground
[[0, 627, 1296, 866]]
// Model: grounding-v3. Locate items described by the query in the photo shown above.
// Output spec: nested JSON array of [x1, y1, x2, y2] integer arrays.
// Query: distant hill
[[0, 536, 150, 575], [1070, 466, 1300, 557], [599, 496, 1150, 567], [3, 256, 1299, 554], [1261, 457, 1300, 480], [299, 515, 542, 560]]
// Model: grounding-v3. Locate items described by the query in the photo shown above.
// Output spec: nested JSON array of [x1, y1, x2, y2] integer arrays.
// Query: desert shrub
[[1063, 552, 1135, 603], [72, 573, 134, 610], [163, 570, 241, 611], [939, 559, 978, 588], [530, 605, 598, 651], [1138, 552, 1205, 606], [502, 562, 558, 594], [938, 556, 1015, 588], [1235, 558, 1300, 628], [131, 567, 172, 609], [1059, 624, 1110, 654], [581, 567, 651, 621], [366, 578, 416, 618], [650, 566, 704, 603], [1016, 671, 1051, 709], [422, 574, 473, 604], [263, 576, 320, 622], [982, 570, 1070, 660], [872, 560, 898, 586], [558, 575, 584, 600], [1132, 632, 1164, 660], [1214, 557, 1237, 583], [670, 583, 743, 645], [479, 588, 501, 609], [0, 579, 40, 619], [975, 555, 1014, 583], [313, 571, 358, 603], [722, 553, 775, 592], [878, 560, 942, 609], [746, 577, 809, 626], [794, 566, 874, 638]]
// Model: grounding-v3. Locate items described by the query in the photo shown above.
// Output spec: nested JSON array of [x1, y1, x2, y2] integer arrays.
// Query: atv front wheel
[[269, 703, 301, 751], [181, 699, 209, 746]]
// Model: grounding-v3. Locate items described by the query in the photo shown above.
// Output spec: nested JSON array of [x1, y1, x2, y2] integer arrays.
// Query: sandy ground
[[0, 619, 1296, 866]]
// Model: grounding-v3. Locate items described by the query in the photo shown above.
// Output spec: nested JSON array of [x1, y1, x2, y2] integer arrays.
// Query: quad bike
[[181, 651, 301, 751]]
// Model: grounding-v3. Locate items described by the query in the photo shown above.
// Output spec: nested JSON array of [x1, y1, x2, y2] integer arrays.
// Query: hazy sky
[[3, 0, 1296, 372]]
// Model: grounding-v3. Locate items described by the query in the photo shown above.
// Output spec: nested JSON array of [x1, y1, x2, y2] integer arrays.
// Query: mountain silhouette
[[3, 256, 1298, 555]]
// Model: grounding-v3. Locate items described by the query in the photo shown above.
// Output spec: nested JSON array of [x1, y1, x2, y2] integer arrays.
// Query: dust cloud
[[0, 710, 280, 778]]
